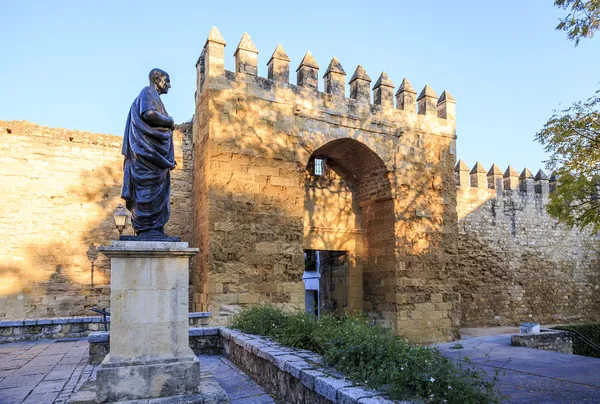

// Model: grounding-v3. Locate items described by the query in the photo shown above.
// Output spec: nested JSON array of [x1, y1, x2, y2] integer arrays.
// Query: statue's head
[[149, 68, 171, 95]]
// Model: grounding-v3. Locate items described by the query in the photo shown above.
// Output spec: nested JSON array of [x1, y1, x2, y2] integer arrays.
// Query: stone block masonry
[[456, 161, 600, 327], [193, 27, 459, 342], [0, 120, 193, 320]]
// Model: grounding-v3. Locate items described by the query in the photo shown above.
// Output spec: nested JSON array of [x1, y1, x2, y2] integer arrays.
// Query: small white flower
[[429, 377, 436, 382], [400, 366, 404, 371], [448, 385, 452, 390]]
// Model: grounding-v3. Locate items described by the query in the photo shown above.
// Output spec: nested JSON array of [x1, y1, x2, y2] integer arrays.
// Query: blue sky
[[1, 1, 599, 173]]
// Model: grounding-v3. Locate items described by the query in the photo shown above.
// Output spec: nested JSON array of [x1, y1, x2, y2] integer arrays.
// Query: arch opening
[[303, 138, 396, 323]]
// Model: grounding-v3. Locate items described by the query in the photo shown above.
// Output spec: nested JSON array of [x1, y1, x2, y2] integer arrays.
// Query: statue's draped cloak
[[121, 86, 175, 233]]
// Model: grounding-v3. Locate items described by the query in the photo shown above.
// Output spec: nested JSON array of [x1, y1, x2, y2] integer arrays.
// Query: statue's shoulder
[[136, 86, 160, 105], [138, 85, 154, 97]]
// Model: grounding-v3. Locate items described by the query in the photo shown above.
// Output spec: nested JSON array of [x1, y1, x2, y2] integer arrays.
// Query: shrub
[[232, 306, 502, 404], [554, 323, 600, 358]]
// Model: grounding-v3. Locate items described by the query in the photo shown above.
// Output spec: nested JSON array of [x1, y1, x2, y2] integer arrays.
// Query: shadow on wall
[[0, 163, 122, 319], [0, 121, 193, 320], [456, 164, 600, 327]]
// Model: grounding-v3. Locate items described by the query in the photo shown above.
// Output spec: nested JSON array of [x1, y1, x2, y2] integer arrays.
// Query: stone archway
[[302, 138, 396, 320]]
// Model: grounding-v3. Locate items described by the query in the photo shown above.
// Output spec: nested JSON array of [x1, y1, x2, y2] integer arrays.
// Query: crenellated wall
[[193, 27, 459, 342], [4, 26, 599, 343], [455, 160, 600, 327]]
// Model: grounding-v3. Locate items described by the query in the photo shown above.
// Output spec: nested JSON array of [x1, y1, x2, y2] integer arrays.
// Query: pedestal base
[[96, 357, 200, 403], [95, 241, 202, 403], [70, 370, 229, 404]]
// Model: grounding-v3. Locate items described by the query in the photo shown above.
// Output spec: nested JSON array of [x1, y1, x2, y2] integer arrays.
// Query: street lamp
[[112, 204, 129, 235]]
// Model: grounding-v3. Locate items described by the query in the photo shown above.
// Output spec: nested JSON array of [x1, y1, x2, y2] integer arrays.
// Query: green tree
[[536, 92, 600, 233], [555, 0, 600, 45], [535, 2, 600, 233]]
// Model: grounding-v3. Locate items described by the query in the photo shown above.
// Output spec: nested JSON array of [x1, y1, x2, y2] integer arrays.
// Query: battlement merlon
[[234, 32, 258, 76], [268, 44, 290, 83], [196, 28, 456, 139], [455, 161, 551, 197], [323, 57, 346, 96], [202, 26, 226, 79]]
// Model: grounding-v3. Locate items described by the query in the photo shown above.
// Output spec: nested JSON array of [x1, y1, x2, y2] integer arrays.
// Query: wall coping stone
[[189, 312, 212, 318], [88, 331, 109, 343]]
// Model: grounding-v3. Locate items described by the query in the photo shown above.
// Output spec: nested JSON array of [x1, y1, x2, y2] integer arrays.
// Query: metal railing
[[90, 307, 110, 331]]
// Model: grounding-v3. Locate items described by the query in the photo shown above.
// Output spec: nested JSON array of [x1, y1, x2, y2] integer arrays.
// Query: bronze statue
[[120, 68, 179, 241]]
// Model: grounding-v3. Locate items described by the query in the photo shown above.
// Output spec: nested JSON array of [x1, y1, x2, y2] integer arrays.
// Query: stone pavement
[[437, 334, 600, 403], [0, 339, 93, 404], [201, 354, 275, 404], [0, 339, 274, 404]]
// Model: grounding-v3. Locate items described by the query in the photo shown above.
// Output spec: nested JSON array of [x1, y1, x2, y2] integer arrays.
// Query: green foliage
[[232, 305, 502, 404], [554, 323, 600, 358], [230, 304, 287, 338], [555, 0, 600, 45], [535, 90, 600, 233]]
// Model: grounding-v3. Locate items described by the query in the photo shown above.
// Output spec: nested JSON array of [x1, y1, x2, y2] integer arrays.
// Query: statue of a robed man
[[120, 68, 179, 240]]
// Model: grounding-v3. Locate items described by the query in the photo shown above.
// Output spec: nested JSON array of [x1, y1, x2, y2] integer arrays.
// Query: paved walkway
[[0, 339, 274, 404], [0, 339, 92, 404], [2, 335, 600, 403], [437, 334, 600, 403], [202, 354, 275, 404]]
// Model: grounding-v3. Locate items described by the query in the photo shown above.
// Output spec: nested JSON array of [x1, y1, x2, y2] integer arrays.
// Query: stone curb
[[0, 312, 212, 328]]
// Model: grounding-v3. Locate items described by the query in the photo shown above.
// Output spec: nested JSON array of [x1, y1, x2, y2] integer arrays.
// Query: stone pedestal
[[97, 241, 200, 403]]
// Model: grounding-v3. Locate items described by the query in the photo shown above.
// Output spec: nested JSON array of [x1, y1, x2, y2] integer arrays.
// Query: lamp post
[[112, 204, 129, 236]]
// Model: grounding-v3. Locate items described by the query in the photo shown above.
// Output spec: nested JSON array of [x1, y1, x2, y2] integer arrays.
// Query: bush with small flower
[[232, 306, 502, 404]]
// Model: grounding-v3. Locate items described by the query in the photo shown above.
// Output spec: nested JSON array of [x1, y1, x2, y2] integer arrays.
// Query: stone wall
[[456, 161, 600, 327], [220, 328, 397, 403], [0, 312, 210, 344], [511, 331, 573, 354], [0, 120, 193, 320], [0, 316, 108, 344], [193, 27, 459, 342]]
